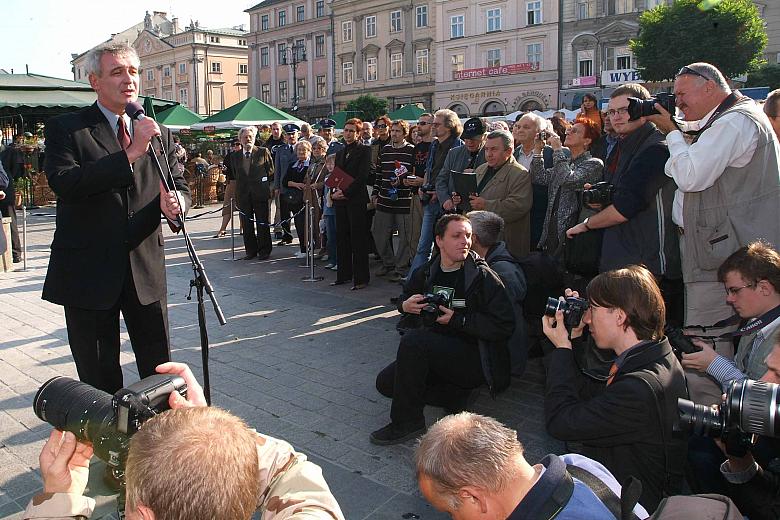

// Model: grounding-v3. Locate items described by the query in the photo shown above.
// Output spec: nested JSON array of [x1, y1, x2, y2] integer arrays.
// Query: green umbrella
[[142, 95, 157, 119], [156, 104, 203, 130], [387, 104, 426, 121], [191, 97, 304, 129]]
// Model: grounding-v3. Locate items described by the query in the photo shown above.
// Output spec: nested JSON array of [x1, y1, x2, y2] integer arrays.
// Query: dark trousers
[[278, 197, 294, 240], [376, 328, 485, 425], [0, 203, 20, 259], [290, 201, 306, 253], [335, 203, 370, 285], [659, 277, 685, 329], [64, 268, 170, 394], [239, 195, 272, 257]]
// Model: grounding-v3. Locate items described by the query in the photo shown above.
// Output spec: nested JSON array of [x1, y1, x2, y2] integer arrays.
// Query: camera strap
[[686, 92, 743, 142], [687, 304, 780, 339]]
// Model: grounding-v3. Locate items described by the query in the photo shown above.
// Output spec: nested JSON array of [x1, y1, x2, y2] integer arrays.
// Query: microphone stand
[[148, 135, 225, 405]]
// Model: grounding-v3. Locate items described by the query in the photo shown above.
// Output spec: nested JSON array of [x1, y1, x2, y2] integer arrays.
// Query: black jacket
[[334, 142, 371, 208], [399, 251, 515, 395], [42, 103, 190, 309], [544, 338, 688, 512], [226, 146, 274, 202]]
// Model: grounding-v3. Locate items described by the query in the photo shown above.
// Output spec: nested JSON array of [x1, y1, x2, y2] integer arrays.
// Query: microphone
[[125, 101, 147, 121]]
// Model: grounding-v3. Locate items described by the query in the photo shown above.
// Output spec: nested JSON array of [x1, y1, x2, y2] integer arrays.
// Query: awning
[[156, 104, 203, 130], [190, 97, 305, 130]]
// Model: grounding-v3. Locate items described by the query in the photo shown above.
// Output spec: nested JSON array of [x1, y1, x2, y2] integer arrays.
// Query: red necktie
[[117, 117, 131, 150], [606, 362, 618, 386]]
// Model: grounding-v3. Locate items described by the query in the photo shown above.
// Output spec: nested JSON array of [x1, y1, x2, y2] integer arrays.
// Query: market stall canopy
[[155, 104, 203, 130], [504, 108, 580, 122], [190, 97, 305, 130], [387, 104, 426, 122]]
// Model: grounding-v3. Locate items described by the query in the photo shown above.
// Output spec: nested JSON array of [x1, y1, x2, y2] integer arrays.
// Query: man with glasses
[[567, 83, 682, 326], [646, 62, 780, 357], [763, 89, 780, 138]]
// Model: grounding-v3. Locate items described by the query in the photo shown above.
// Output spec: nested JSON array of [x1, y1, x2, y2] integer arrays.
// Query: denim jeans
[[325, 214, 337, 264], [408, 202, 442, 279]]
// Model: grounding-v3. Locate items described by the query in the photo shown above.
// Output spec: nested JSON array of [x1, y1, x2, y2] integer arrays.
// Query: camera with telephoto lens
[[544, 296, 589, 330], [627, 92, 676, 121], [677, 379, 780, 457], [420, 290, 451, 327], [582, 182, 615, 206], [33, 375, 187, 488], [664, 325, 704, 359]]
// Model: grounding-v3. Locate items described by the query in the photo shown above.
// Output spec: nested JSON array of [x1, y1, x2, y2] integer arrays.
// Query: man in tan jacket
[[464, 130, 532, 258]]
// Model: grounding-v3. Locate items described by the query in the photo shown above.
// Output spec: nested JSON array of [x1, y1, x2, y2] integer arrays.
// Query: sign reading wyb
[[601, 69, 643, 86], [454, 62, 540, 80]]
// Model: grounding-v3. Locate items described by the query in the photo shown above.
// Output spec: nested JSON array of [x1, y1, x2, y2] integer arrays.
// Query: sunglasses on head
[[676, 66, 712, 82]]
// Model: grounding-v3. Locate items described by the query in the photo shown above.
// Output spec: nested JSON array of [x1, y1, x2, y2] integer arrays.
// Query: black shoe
[[12, 254, 21, 263], [370, 421, 426, 445], [240, 254, 257, 260], [257, 253, 271, 260], [276, 238, 293, 246], [330, 280, 348, 286]]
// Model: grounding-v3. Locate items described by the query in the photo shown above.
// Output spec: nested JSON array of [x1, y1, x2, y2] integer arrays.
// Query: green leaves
[[345, 95, 389, 123]]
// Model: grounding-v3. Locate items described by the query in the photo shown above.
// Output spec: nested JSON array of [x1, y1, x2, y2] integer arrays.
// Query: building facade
[[433, 0, 559, 117], [331, 0, 436, 113], [754, 1, 780, 66], [246, 0, 334, 122]]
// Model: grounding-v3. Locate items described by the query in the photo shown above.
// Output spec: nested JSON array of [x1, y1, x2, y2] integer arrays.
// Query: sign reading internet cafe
[[454, 62, 541, 80]]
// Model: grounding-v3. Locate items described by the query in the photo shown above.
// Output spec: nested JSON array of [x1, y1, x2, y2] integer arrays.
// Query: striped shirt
[[373, 141, 415, 214]]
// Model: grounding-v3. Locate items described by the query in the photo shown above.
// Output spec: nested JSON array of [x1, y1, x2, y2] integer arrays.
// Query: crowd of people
[[26, 41, 780, 520]]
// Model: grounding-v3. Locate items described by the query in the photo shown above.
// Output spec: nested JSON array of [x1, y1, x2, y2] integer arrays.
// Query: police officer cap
[[318, 119, 337, 129], [283, 123, 301, 134], [461, 117, 487, 139]]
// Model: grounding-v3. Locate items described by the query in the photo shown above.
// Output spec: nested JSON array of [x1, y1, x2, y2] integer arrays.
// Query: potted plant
[[14, 176, 32, 208]]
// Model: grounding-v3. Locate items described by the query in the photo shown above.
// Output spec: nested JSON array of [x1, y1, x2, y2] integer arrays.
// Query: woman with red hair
[[529, 117, 604, 257]]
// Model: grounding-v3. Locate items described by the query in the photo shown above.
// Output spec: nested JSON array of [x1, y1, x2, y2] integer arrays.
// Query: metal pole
[[298, 200, 310, 268], [21, 205, 27, 272], [230, 197, 235, 261], [302, 200, 323, 282]]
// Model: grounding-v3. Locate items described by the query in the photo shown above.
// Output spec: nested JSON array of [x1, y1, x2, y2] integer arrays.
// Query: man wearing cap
[[436, 117, 488, 214], [318, 119, 344, 155], [272, 123, 300, 245]]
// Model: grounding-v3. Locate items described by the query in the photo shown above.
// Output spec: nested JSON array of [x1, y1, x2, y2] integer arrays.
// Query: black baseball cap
[[462, 117, 487, 139]]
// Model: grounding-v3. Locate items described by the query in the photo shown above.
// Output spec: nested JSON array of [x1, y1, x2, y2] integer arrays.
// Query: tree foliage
[[345, 95, 388, 122], [745, 64, 780, 90], [630, 0, 767, 82]]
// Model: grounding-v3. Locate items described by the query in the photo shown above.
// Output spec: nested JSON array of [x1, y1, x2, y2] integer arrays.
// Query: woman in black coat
[[331, 119, 371, 289]]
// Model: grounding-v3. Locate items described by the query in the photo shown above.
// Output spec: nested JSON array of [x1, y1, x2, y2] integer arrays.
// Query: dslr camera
[[545, 296, 589, 330], [582, 182, 615, 206], [677, 379, 780, 456], [664, 325, 704, 359], [420, 290, 451, 327], [34, 375, 187, 491], [538, 130, 550, 141], [627, 92, 676, 121]]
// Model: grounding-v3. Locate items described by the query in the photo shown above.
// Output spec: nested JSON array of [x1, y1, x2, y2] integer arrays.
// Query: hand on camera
[[156, 362, 208, 408], [548, 133, 563, 151], [40, 429, 93, 495], [646, 104, 678, 135], [681, 339, 718, 372], [402, 294, 427, 315], [541, 289, 586, 348], [442, 198, 455, 211], [435, 305, 454, 325]]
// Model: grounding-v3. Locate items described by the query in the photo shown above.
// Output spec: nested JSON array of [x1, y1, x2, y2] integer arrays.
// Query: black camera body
[[582, 182, 615, 207], [420, 291, 451, 327], [627, 92, 676, 121], [545, 296, 589, 330], [677, 379, 780, 456], [664, 325, 704, 359], [538, 130, 550, 141], [420, 183, 437, 194]]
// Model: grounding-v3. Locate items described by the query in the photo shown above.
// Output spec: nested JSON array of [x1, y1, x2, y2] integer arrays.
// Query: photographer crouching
[[372, 213, 515, 445], [542, 265, 688, 512], [23, 363, 345, 520]]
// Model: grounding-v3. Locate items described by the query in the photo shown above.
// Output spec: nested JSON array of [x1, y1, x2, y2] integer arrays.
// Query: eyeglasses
[[417, 121, 430, 126], [725, 283, 754, 296], [676, 66, 712, 82], [606, 107, 630, 117], [375, 124, 388, 129]]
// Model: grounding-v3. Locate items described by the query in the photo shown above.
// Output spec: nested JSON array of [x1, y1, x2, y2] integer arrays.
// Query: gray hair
[[238, 126, 257, 139], [294, 140, 312, 152], [519, 112, 546, 132], [466, 211, 504, 248], [434, 109, 464, 137], [309, 135, 327, 148], [85, 42, 139, 77], [415, 413, 523, 509], [300, 122, 312, 133], [681, 62, 731, 92], [362, 121, 373, 130], [486, 130, 513, 151]]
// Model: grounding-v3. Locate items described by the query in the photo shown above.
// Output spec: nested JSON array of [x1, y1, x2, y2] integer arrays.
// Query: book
[[324, 166, 355, 191], [452, 170, 478, 212]]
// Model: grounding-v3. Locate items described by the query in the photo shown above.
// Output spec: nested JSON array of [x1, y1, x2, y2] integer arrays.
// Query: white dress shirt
[[665, 104, 758, 227]]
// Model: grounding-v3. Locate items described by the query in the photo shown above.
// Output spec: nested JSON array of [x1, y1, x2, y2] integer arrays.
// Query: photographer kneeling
[[542, 265, 688, 512], [24, 363, 345, 520], [372, 213, 515, 445]]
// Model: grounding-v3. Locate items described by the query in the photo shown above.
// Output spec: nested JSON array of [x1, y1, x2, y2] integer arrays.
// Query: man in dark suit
[[42, 42, 190, 394], [272, 123, 301, 246], [225, 126, 274, 260]]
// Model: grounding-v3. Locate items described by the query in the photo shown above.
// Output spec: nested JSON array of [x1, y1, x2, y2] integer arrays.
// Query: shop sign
[[449, 90, 501, 103], [453, 62, 540, 80], [601, 69, 643, 86], [571, 76, 597, 87]]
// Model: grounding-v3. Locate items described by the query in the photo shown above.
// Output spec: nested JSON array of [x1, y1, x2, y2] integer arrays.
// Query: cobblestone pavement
[[0, 205, 562, 519]]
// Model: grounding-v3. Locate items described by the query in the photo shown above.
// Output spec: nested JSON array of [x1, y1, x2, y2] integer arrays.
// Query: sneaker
[[294, 251, 307, 259], [370, 421, 426, 445], [375, 265, 393, 276]]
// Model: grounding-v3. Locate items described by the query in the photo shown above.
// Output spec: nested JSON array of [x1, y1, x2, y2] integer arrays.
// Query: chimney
[[172, 17, 179, 34]]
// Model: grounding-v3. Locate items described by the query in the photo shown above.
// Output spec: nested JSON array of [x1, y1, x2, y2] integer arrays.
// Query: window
[[617, 54, 632, 70], [209, 36, 221, 43], [278, 9, 286, 27], [342, 21, 353, 42], [416, 49, 429, 74], [261, 83, 270, 103], [238, 39, 247, 46], [646, 0, 665, 7], [278, 43, 287, 65], [279, 80, 288, 102], [416, 5, 428, 27], [146, 69, 154, 81], [450, 15, 464, 39], [526, 1, 542, 25], [577, 50, 593, 77], [577, 1, 589, 19], [296, 78, 306, 101], [296, 5, 305, 22], [315, 35, 325, 57], [487, 49, 501, 68], [343, 61, 354, 84], [178, 88, 188, 106], [390, 10, 402, 32], [607, 0, 631, 15], [261, 47, 269, 67], [365, 16, 376, 38], [316, 75, 327, 97], [295, 39, 306, 61], [366, 56, 377, 81], [239, 63, 248, 74], [604, 46, 631, 70], [261, 14, 269, 31], [451, 53, 464, 73], [486, 8, 501, 32], [391, 53, 403, 78], [163, 66, 171, 77], [316, 0, 324, 17], [527, 43, 542, 67], [163, 90, 173, 101], [178, 62, 186, 74], [210, 62, 222, 73]]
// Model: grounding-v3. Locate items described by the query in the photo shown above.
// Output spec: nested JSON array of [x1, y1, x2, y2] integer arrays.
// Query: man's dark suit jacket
[[42, 103, 190, 310], [225, 146, 274, 202], [333, 143, 371, 208]]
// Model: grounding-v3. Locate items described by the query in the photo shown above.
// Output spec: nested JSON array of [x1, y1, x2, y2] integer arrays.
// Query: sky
[[0, 0, 253, 79]]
